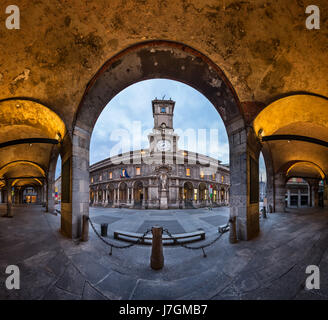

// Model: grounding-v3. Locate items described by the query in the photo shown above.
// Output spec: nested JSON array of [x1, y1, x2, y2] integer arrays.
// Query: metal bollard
[[81, 215, 89, 242], [262, 206, 267, 219], [150, 226, 164, 270], [229, 216, 237, 244]]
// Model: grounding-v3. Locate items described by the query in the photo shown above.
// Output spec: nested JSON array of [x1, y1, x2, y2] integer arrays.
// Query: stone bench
[[113, 229, 206, 245]]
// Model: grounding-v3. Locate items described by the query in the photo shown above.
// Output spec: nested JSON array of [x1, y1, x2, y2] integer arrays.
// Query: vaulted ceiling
[[254, 95, 328, 181]]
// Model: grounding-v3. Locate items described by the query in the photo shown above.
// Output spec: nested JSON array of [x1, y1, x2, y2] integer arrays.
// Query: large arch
[[254, 94, 328, 213], [0, 98, 71, 226], [70, 40, 261, 241]]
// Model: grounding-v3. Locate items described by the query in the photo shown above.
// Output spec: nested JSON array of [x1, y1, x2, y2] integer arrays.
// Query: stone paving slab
[[92, 215, 122, 225], [1, 205, 328, 300], [199, 215, 230, 227], [137, 219, 185, 233]]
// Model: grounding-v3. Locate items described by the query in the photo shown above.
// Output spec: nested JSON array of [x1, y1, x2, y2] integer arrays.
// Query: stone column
[[298, 189, 301, 208], [228, 120, 261, 241], [46, 150, 58, 214], [60, 126, 89, 239], [274, 173, 286, 213], [314, 185, 319, 207], [131, 186, 135, 207], [142, 186, 146, 208], [127, 187, 130, 204], [113, 188, 116, 206], [324, 183, 328, 208], [105, 189, 108, 206], [6, 179, 13, 217], [308, 186, 311, 207], [287, 189, 291, 208]]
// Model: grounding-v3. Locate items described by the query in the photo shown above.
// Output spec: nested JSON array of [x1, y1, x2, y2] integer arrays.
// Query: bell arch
[[71, 40, 261, 241]]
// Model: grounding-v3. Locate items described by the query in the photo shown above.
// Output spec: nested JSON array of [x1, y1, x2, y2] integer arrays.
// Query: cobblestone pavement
[[0, 204, 328, 300]]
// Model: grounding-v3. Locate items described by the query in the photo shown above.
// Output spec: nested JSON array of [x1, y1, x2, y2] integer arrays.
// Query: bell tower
[[148, 99, 179, 153], [152, 99, 175, 129]]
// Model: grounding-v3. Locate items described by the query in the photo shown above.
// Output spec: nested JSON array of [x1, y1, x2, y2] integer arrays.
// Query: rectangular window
[[212, 173, 216, 180], [221, 175, 224, 183], [186, 168, 190, 176], [91, 177, 94, 183], [200, 171, 204, 179], [99, 175, 102, 181], [136, 167, 141, 176], [161, 107, 166, 113], [205, 189, 207, 200], [109, 172, 112, 179]]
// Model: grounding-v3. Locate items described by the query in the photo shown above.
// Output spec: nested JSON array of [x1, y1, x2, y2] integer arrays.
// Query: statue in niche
[[159, 173, 168, 191]]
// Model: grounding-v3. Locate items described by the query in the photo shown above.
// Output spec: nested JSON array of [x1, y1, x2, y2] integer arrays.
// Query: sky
[[55, 79, 266, 181]]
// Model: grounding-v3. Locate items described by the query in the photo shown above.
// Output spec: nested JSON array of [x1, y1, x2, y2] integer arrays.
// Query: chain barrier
[[163, 219, 230, 258], [88, 216, 230, 258], [88, 217, 152, 255]]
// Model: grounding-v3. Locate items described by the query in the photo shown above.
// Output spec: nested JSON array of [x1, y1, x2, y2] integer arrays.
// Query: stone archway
[[198, 182, 207, 205], [118, 182, 128, 204], [133, 181, 144, 208], [72, 40, 261, 240]]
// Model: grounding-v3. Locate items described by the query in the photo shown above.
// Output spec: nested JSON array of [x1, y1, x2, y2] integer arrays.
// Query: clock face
[[156, 140, 171, 151]]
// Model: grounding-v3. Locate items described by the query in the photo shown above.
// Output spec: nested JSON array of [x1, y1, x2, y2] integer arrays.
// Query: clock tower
[[148, 99, 179, 153]]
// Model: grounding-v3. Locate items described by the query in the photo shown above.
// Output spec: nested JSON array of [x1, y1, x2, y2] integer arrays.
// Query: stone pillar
[[127, 187, 130, 204], [228, 119, 261, 241], [308, 186, 311, 207], [298, 189, 301, 208], [324, 183, 328, 208], [6, 179, 13, 217], [113, 188, 117, 206], [105, 189, 108, 205], [59, 127, 89, 239], [261, 145, 274, 214], [46, 150, 58, 214], [287, 189, 291, 208], [274, 173, 286, 213], [142, 186, 146, 208]]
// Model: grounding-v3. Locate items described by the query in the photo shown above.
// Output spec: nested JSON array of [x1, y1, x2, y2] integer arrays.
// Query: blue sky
[[55, 79, 266, 181]]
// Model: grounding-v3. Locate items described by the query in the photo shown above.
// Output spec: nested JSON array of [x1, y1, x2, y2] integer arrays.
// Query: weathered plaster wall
[[0, 0, 327, 130]]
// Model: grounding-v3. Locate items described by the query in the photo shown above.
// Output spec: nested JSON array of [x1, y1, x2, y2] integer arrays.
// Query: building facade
[[89, 99, 230, 209]]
